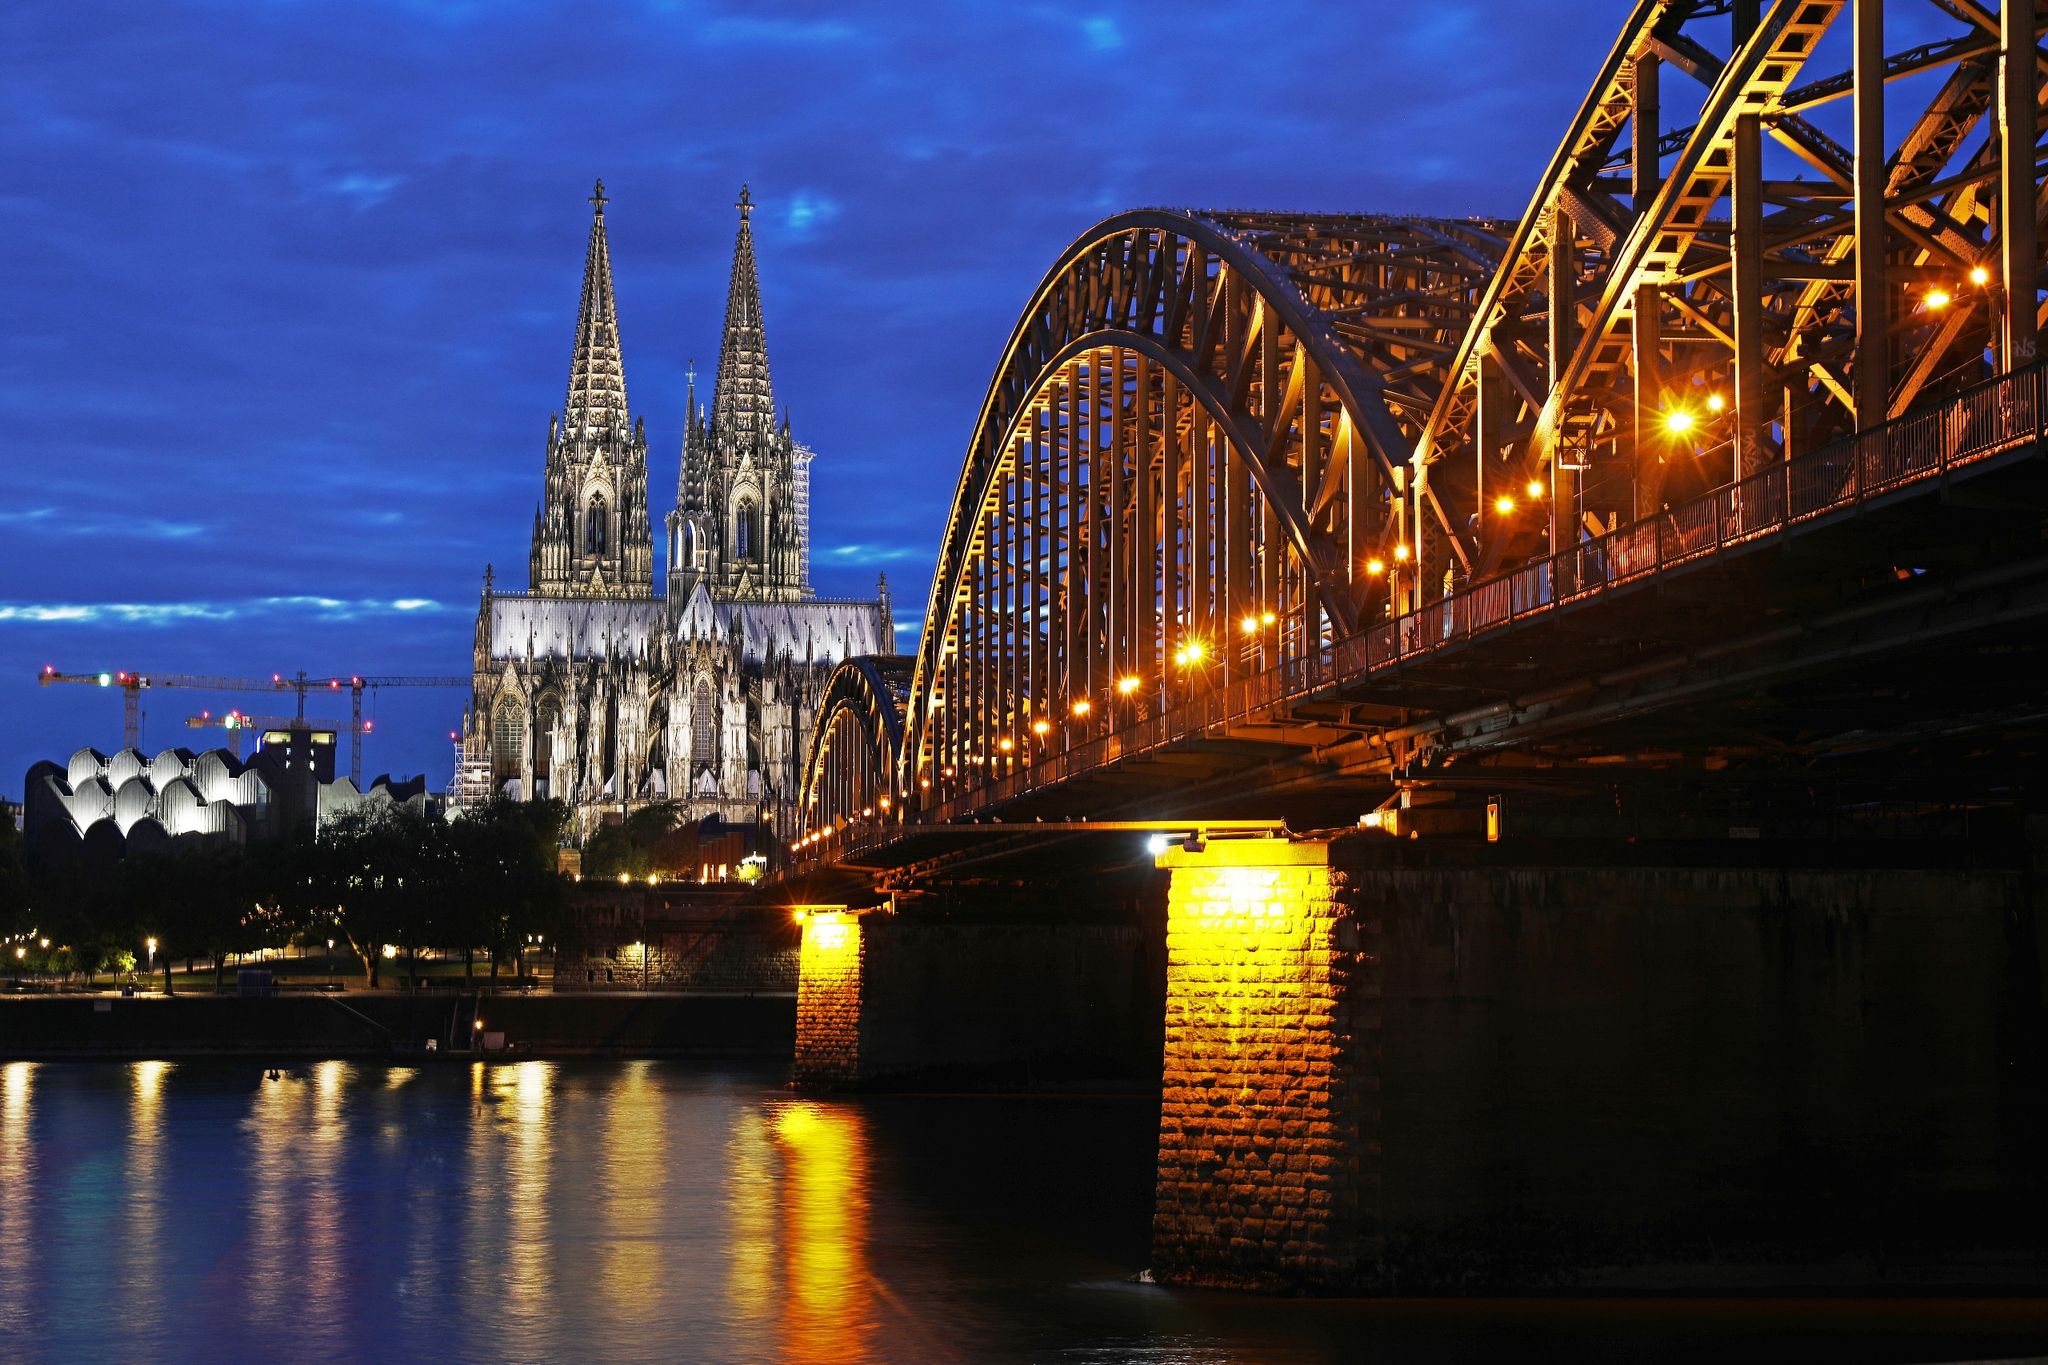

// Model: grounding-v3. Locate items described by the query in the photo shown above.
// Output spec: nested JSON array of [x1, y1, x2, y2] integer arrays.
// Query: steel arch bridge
[[798, 655, 912, 840], [797, 0, 2048, 859]]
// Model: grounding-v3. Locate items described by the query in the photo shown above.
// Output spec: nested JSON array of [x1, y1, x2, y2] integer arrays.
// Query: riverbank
[[0, 991, 795, 1060]]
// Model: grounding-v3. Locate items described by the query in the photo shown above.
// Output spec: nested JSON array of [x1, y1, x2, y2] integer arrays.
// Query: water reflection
[[494, 1061, 556, 1340], [121, 1061, 172, 1332], [770, 1100, 874, 1364], [243, 1061, 350, 1350], [599, 1060, 669, 1331], [0, 1062, 36, 1337]]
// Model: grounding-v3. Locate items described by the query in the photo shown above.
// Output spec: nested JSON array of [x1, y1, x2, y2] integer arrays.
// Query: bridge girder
[[796, 655, 911, 846], [891, 210, 1510, 809]]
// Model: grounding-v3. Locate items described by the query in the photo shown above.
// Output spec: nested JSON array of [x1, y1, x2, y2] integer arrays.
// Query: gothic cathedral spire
[[531, 179, 653, 599], [565, 180, 628, 435], [711, 184, 776, 445]]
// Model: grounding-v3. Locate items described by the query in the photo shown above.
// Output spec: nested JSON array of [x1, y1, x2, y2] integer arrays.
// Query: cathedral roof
[[487, 594, 663, 663], [710, 184, 776, 446], [564, 179, 629, 435]]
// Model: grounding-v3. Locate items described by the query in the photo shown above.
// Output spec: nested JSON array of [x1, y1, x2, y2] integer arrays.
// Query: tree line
[[0, 797, 569, 989]]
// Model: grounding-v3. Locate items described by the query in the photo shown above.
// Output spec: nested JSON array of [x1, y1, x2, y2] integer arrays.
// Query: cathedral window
[[492, 702, 524, 780], [692, 679, 715, 773], [586, 496, 608, 556], [735, 499, 758, 560]]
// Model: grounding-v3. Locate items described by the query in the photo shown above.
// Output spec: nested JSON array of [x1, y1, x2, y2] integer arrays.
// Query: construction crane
[[185, 709, 352, 762], [38, 666, 469, 785]]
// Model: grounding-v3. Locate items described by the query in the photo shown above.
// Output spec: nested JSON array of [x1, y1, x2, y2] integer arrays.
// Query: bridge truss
[[798, 0, 2048, 853]]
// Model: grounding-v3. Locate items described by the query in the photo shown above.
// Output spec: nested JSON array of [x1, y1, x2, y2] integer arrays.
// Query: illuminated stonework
[[1151, 836, 1380, 1290], [793, 909, 863, 1088]]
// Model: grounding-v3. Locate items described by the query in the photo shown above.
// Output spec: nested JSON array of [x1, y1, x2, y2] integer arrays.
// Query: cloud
[[0, 507, 205, 539], [816, 542, 931, 566], [784, 191, 843, 237], [0, 597, 468, 626]]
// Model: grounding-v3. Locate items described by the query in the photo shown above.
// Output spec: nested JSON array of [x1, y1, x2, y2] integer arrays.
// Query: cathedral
[[455, 182, 894, 843]]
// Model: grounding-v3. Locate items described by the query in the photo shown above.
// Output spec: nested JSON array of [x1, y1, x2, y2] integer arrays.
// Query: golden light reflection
[[724, 1108, 778, 1341], [770, 1101, 874, 1365], [492, 1062, 556, 1337], [599, 1061, 668, 1328], [122, 1061, 174, 1330], [244, 1063, 350, 1344], [0, 1062, 37, 1332]]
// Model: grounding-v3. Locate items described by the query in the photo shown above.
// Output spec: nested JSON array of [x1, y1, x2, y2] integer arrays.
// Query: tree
[[582, 803, 685, 879], [446, 797, 569, 978]]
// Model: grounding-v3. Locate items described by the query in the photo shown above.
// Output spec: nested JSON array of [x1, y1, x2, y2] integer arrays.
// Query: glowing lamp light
[[1365, 558, 1386, 576], [380, 944, 397, 959], [920, 777, 933, 788], [1182, 641, 1205, 664], [878, 796, 892, 809], [617, 873, 630, 885], [1393, 543, 1411, 563], [1261, 611, 1276, 626], [1116, 675, 1141, 696], [1145, 833, 1170, 856], [473, 1018, 484, 1031], [1241, 615, 1260, 635], [998, 737, 1014, 753], [1924, 288, 1952, 310], [1493, 495, 1516, 515], [97, 673, 111, 687], [1970, 265, 1991, 286], [1706, 393, 1727, 413], [1071, 699, 1092, 717], [1664, 409, 1695, 435], [1525, 479, 1545, 500], [1031, 719, 1050, 736]]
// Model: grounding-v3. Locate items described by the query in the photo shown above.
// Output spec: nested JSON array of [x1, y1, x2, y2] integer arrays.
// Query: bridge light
[[1923, 287, 1952, 311], [999, 737, 1014, 753], [1116, 675, 1141, 696], [1393, 543, 1410, 563], [1070, 698, 1091, 717], [861, 807, 873, 817], [921, 777, 932, 788], [1970, 265, 1991, 286], [878, 796, 891, 809], [1525, 479, 1545, 500], [1031, 719, 1050, 736], [1241, 615, 1260, 635], [1145, 833, 1170, 857], [1365, 558, 1386, 576], [1176, 641, 1205, 666], [1493, 495, 1516, 515], [1663, 409, 1694, 435], [1705, 393, 1726, 414]]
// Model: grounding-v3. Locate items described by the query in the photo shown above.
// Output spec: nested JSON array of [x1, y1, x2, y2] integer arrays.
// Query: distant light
[[381, 944, 397, 959], [1260, 611, 1276, 626], [1031, 719, 1050, 736], [1493, 495, 1516, 515], [1664, 410, 1694, 435], [97, 673, 111, 687], [1070, 699, 1092, 717], [998, 737, 1014, 753], [1969, 265, 1991, 286], [617, 873, 630, 885], [647, 874, 659, 886], [1706, 393, 1726, 413], [1924, 288, 1952, 311], [1116, 676, 1141, 696], [1525, 479, 1545, 500], [1145, 834, 1170, 856], [473, 1019, 484, 1031], [878, 796, 891, 809], [1393, 543, 1411, 563], [1241, 615, 1260, 635], [1365, 558, 1387, 575], [1181, 641, 1205, 664]]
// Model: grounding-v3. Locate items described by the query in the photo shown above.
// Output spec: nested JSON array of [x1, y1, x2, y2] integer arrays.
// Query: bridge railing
[[821, 361, 2047, 853]]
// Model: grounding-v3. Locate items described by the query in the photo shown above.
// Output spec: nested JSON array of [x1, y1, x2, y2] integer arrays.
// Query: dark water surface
[[2, 1060, 2045, 1364]]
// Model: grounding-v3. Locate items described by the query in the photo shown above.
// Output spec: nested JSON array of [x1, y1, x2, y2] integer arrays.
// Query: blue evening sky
[[1, 0, 1614, 793]]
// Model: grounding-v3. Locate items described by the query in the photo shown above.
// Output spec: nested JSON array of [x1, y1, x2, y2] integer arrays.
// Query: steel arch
[[798, 655, 912, 842], [897, 209, 1507, 804]]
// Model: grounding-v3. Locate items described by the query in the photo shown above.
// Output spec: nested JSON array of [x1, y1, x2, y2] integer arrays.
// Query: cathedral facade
[[456, 183, 893, 843]]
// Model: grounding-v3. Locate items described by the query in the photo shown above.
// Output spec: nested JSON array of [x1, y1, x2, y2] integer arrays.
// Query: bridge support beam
[[791, 892, 1165, 1091], [1151, 836, 1380, 1290], [1150, 826, 2047, 1292]]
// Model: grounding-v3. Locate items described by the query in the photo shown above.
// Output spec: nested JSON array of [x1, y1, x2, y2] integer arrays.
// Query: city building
[[456, 183, 892, 841], [22, 727, 431, 869]]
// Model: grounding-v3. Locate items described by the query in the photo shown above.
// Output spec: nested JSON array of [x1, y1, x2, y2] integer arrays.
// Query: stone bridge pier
[[791, 878, 1166, 1091], [1149, 829, 2048, 1292], [790, 825, 2046, 1290]]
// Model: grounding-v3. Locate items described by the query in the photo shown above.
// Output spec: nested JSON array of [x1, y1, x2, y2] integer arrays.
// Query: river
[[1, 1060, 2044, 1363]]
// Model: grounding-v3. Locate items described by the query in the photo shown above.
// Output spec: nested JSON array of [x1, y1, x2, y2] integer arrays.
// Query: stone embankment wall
[[1150, 834, 2048, 1292], [554, 903, 798, 993]]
